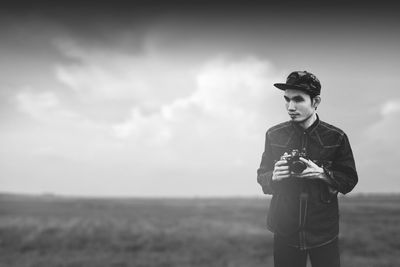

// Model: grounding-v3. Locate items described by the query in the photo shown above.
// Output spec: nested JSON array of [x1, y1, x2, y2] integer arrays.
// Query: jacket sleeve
[[323, 133, 358, 194], [257, 131, 277, 195]]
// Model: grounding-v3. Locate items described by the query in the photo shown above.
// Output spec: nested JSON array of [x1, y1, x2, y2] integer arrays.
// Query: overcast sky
[[1, 1, 399, 197]]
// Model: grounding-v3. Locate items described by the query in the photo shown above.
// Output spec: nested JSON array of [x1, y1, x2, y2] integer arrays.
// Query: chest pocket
[[269, 132, 294, 160], [315, 132, 342, 160]]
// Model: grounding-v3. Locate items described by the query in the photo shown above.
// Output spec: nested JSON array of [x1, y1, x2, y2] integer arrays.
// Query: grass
[[0, 193, 399, 267]]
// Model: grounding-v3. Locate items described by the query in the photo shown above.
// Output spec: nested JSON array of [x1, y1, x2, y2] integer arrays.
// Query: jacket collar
[[290, 113, 320, 135]]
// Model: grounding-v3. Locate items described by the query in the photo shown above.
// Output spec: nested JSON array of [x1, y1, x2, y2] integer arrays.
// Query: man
[[257, 71, 358, 267]]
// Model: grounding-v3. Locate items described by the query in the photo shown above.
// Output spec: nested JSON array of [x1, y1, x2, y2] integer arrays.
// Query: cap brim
[[274, 83, 307, 91]]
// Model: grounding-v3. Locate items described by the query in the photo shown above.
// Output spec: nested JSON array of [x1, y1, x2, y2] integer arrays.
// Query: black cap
[[274, 71, 321, 96]]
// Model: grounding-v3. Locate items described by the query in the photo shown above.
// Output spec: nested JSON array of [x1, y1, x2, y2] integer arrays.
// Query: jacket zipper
[[299, 131, 308, 250], [299, 192, 308, 250]]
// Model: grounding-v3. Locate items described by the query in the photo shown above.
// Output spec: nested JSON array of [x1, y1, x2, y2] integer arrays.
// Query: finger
[[276, 170, 290, 175], [273, 173, 291, 181], [299, 157, 310, 165], [273, 169, 290, 177], [297, 172, 320, 178], [275, 160, 287, 166], [297, 169, 314, 175], [299, 157, 318, 168], [274, 166, 289, 172], [273, 171, 290, 178]]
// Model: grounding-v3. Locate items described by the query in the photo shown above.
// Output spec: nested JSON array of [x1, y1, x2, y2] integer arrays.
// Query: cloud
[[381, 99, 400, 117], [16, 89, 58, 115], [104, 56, 283, 196], [15, 88, 77, 122], [365, 99, 400, 143], [112, 56, 280, 143], [5, 37, 285, 196], [54, 39, 197, 111], [355, 99, 400, 192]]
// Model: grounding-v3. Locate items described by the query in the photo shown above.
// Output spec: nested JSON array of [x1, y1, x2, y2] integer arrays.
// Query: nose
[[287, 101, 296, 111]]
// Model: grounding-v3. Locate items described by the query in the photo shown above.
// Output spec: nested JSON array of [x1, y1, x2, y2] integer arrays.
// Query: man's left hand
[[292, 157, 324, 179]]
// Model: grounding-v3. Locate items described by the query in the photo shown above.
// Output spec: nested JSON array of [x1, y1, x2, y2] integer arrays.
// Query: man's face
[[284, 89, 316, 123]]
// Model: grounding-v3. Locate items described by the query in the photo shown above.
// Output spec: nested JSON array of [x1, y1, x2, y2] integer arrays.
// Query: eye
[[284, 96, 290, 102], [293, 96, 305, 102]]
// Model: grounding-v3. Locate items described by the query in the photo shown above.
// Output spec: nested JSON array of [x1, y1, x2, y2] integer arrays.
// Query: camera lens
[[291, 161, 307, 174]]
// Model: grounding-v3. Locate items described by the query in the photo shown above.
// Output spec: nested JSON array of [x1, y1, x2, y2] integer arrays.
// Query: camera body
[[281, 149, 308, 174]]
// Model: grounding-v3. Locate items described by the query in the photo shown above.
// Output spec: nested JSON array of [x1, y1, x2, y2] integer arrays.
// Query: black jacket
[[257, 115, 358, 249]]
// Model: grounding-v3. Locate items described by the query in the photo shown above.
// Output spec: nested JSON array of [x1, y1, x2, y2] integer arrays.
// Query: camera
[[281, 149, 308, 174]]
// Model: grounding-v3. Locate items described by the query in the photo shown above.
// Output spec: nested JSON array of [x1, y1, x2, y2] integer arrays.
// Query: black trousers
[[273, 235, 340, 267]]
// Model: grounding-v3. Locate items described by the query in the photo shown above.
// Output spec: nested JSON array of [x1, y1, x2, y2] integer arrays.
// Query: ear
[[312, 96, 321, 110]]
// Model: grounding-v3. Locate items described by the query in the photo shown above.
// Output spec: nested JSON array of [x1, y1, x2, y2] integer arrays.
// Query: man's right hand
[[272, 159, 291, 181]]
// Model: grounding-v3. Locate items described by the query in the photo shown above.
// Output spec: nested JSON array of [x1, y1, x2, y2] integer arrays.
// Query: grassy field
[[0, 193, 399, 267]]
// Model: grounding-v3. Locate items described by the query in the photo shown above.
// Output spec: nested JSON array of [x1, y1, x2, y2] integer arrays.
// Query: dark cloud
[[2, 0, 398, 58], [3, 0, 398, 28]]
